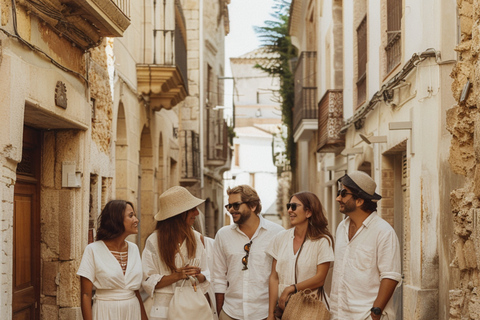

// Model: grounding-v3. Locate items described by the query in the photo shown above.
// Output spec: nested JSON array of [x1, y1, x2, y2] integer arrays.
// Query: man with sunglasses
[[330, 171, 402, 320], [213, 185, 284, 320]]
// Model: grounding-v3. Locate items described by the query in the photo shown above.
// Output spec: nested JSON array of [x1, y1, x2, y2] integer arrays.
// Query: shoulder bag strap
[[294, 237, 307, 284]]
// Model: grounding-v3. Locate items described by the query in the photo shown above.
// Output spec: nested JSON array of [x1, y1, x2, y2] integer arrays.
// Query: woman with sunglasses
[[266, 192, 334, 320], [142, 186, 213, 320]]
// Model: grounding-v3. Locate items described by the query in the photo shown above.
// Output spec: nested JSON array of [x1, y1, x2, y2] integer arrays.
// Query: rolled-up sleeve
[[377, 229, 402, 284], [141, 236, 164, 297], [197, 241, 210, 294], [212, 232, 228, 293]]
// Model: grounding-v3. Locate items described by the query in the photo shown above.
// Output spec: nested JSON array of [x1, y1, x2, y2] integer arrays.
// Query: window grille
[[356, 17, 367, 107], [385, 0, 402, 73]]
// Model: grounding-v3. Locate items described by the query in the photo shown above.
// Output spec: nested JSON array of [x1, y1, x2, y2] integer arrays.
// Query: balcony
[[18, 0, 131, 49], [180, 130, 201, 184], [206, 110, 228, 165], [137, 0, 188, 111], [293, 51, 317, 142], [317, 90, 344, 154]]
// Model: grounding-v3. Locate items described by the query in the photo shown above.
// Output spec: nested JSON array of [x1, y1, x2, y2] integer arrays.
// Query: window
[[385, 0, 402, 73], [356, 17, 367, 107]]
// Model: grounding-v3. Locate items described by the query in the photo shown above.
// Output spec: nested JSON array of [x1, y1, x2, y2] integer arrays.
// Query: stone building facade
[[290, 0, 461, 319], [0, 0, 229, 318], [448, 0, 480, 318], [0, 0, 130, 318]]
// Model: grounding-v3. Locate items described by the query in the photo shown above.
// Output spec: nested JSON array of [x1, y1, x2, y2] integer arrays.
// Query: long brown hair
[[291, 192, 334, 246], [156, 211, 197, 272]]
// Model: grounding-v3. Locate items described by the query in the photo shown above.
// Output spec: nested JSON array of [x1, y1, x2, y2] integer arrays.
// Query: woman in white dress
[[77, 200, 148, 320], [142, 186, 212, 320], [266, 192, 335, 320]]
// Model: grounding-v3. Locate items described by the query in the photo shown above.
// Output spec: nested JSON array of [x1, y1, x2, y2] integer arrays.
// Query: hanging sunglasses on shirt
[[242, 240, 252, 270]]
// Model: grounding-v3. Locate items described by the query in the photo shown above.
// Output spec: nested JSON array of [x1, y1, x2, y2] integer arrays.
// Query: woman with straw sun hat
[[142, 186, 213, 320]]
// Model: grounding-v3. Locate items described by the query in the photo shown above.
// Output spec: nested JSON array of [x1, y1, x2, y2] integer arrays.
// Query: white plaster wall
[[230, 131, 278, 214], [367, 3, 381, 99], [342, 0, 354, 120], [317, 0, 333, 95]]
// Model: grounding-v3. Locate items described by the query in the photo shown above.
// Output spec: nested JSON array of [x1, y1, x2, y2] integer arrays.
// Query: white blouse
[[266, 228, 334, 298], [142, 230, 210, 320], [77, 240, 143, 320]]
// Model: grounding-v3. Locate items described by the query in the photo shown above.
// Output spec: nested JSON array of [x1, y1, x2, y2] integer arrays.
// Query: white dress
[[77, 240, 143, 320], [266, 228, 334, 299], [142, 230, 210, 320]]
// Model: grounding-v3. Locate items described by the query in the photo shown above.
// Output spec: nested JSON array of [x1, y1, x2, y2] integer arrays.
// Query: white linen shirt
[[213, 215, 284, 320], [330, 212, 402, 320], [265, 228, 334, 299]]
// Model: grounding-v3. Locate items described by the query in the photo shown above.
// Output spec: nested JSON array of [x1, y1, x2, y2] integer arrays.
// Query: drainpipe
[[199, 0, 205, 191]]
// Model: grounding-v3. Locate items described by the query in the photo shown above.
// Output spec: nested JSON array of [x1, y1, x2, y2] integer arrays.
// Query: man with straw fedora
[[330, 171, 402, 320], [142, 186, 213, 320], [213, 185, 284, 320]]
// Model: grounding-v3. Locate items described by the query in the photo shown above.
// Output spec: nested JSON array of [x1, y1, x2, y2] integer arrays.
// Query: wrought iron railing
[[180, 130, 200, 180], [293, 51, 317, 133], [207, 111, 228, 161], [153, 0, 188, 89]]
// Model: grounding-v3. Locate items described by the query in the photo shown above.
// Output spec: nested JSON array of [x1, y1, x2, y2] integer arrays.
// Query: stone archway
[[115, 103, 128, 200]]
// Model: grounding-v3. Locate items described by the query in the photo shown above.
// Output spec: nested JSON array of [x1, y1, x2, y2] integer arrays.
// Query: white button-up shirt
[[330, 212, 402, 320], [213, 216, 284, 320]]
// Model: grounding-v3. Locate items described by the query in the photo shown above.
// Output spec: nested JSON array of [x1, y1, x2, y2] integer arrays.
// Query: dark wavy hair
[[227, 185, 262, 214], [96, 200, 135, 241], [345, 186, 378, 213], [291, 192, 334, 246]]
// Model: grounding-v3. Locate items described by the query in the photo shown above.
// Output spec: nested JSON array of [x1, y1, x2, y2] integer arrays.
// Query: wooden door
[[13, 127, 40, 319]]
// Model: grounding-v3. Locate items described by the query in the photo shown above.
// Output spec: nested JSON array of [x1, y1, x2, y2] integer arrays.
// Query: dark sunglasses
[[337, 189, 356, 198], [286, 203, 302, 211], [242, 241, 252, 270], [225, 201, 248, 211]]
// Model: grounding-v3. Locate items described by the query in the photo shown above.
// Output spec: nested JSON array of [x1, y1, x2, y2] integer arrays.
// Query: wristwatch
[[371, 307, 382, 316]]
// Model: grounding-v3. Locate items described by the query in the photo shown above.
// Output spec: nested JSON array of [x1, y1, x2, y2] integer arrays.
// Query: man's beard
[[234, 210, 252, 225], [339, 197, 356, 214]]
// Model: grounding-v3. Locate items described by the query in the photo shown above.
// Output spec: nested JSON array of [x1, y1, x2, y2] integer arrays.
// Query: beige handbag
[[281, 239, 331, 320]]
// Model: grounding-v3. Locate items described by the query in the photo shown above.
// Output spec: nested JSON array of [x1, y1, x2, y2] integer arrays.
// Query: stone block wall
[[448, 0, 480, 318]]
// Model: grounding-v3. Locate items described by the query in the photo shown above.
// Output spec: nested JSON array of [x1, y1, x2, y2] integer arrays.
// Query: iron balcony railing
[[153, 0, 188, 90], [207, 110, 228, 162], [180, 130, 201, 180], [317, 90, 345, 153], [293, 51, 317, 133]]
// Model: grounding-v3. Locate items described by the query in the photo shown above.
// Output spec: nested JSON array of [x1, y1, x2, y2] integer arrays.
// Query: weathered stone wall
[[448, 0, 480, 318], [89, 39, 114, 155]]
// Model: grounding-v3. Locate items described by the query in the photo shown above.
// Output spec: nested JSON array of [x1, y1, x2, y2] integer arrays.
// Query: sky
[[225, 0, 277, 70], [223, 0, 277, 114]]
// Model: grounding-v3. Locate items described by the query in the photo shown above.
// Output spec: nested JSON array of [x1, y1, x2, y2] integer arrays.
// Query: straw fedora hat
[[154, 186, 205, 221], [338, 171, 382, 201]]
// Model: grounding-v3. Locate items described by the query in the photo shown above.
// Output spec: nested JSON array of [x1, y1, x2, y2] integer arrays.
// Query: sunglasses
[[286, 203, 302, 211], [337, 189, 356, 198], [225, 201, 248, 211], [242, 241, 252, 270]]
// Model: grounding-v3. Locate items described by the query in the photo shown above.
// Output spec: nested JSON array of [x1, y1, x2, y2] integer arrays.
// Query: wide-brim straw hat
[[338, 171, 382, 201], [154, 186, 205, 221]]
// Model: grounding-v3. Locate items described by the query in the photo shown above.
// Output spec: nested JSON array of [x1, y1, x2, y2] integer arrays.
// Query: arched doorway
[[115, 103, 128, 200]]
